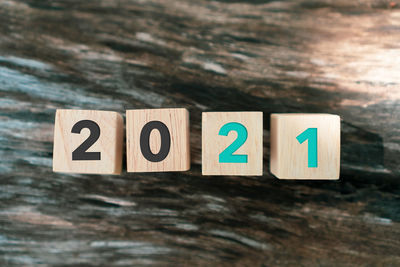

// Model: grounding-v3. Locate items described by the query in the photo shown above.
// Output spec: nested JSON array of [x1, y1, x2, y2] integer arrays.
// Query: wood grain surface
[[0, 0, 399, 266]]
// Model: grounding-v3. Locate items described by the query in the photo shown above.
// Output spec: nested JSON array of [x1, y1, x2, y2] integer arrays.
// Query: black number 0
[[140, 121, 171, 162], [71, 120, 101, 161]]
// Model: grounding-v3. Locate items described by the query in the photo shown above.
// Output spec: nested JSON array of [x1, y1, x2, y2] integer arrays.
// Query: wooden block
[[270, 113, 340, 180], [53, 109, 124, 174], [126, 108, 190, 172], [202, 112, 263, 176]]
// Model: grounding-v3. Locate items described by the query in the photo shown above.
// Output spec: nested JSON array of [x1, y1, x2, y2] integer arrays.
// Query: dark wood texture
[[1, 0, 400, 266]]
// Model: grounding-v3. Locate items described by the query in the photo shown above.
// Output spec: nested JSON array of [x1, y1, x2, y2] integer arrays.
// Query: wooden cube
[[126, 108, 190, 172], [202, 112, 263, 176], [270, 113, 340, 180], [53, 109, 124, 174]]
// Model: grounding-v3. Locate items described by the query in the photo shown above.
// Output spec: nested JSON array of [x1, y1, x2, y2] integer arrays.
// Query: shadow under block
[[202, 112, 263, 176], [53, 109, 124, 174], [126, 108, 190, 172], [270, 113, 340, 180]]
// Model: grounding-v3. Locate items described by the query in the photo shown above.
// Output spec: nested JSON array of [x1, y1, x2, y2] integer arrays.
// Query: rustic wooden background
[[1, 0, 400, 266]]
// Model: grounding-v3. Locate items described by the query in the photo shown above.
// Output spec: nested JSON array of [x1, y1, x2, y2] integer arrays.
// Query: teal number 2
[[218, 122, 248, 163], [296, 128, 318, 168]]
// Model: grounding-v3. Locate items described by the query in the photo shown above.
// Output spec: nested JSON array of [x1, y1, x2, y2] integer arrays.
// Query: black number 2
[[71, 120, 101, 161]]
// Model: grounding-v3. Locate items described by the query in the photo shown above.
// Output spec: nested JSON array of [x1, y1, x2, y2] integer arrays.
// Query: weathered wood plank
[[0, 0, 399, 266]]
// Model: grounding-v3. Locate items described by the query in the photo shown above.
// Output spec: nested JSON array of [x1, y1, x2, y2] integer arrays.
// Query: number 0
[[218, 122, 248, 163], [140, 121, 171, 162], [296, 128, 317, 168]]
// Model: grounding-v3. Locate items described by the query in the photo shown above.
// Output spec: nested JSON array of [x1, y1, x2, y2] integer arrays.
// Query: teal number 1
[[218, 122, 248, 163], [296, 128, 318, 168]]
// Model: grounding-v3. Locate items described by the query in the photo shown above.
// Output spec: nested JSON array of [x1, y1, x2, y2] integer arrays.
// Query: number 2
[[218, 122, 248, 163], [296, 128, 317, 168], [71, 120, 101, 160]]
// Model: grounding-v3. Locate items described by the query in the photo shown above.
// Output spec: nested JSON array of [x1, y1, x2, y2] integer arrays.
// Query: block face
[[270, 113, 340, 180], [126, 108, 190, 172], [202, 112, 263, 176], [53, 109, 123, 174]]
